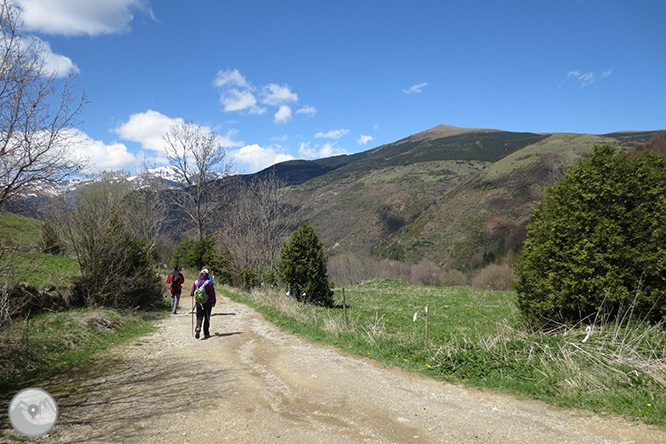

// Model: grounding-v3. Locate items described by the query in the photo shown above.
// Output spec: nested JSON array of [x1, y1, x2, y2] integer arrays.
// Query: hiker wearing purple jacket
[[191, 268, 216, 339]]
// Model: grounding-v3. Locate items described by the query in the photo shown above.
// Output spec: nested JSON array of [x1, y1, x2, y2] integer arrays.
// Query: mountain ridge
[[263, 125, 665, 269], [8, 124, 666, 272]]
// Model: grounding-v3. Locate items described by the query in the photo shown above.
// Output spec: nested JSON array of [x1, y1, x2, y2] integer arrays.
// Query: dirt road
[[39, 295, 664, 443]]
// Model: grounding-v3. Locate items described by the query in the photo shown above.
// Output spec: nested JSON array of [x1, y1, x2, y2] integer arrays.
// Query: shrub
[[63, 177, 165, 310], [239, 268, 260, 292], [514, 145, 666, 327], [70, 227, 163, 309], [471, 263, 514, 290], [39, 221, 65, 255], [439, 269, 469, 287], [277, 224, 334, 306], [172, 236, 228, 277], [410, 260, 441, 286]]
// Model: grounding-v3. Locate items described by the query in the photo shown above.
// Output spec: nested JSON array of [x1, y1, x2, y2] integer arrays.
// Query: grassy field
[[0, 250, 81, 290], [0, 212, 43, 250], [223, 280, 666, 426]]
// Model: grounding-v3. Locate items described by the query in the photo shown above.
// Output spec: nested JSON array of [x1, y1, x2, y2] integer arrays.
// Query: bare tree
[[62, 173, 162, 308], [163, 120, 233, 240], [0, 1, 86, 211], [219, 171, 290, 274], [124, 162, 170, 257]]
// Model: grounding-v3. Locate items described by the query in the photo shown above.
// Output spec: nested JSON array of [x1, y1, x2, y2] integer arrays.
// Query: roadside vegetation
[[0, 211, 170, 398], [0, 308, 161, 394], [223, 280, 665, 426]]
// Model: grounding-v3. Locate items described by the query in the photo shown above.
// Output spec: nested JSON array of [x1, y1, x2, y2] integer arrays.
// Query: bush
[[39, 221, 65, 255], [239, 268, 260, 292], [277, 224, 334, 306], [471, 263, 513, 290], [172, 236, 228, 277], [514, 145, 666, 327], [70, 233, 163, 309], [62, 177, 165, 309], [410, 260, 441, 286], [439, 269, 469, 286]]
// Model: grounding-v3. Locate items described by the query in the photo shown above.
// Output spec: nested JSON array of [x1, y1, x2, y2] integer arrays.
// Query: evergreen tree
[[514, 145, 666, 327], [40, 220, 65, 255], [278, 224, 334, 306]]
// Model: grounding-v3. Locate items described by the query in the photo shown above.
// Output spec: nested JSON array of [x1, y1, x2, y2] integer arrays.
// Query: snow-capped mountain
[[128, 165, 186, 189]]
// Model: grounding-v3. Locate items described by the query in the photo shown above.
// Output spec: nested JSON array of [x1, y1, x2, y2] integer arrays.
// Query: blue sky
[[12, 0, 666, 174]]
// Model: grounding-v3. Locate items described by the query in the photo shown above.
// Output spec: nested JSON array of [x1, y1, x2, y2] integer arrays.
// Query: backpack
[[194, 280, 209, 304], [171, 273, 181, 288]]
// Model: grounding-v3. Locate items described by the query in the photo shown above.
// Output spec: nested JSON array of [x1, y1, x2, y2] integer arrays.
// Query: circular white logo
[[8, 388, 58, 437]]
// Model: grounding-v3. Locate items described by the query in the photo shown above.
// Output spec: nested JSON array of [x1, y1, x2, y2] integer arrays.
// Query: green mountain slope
[[374, 133, 616, 268], [276, 127, 662, 270]]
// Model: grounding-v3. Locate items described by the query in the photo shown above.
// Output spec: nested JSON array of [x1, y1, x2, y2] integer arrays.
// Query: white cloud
[[13, 36, 79, 77], [13, 0, 150, 36], [274, 105, 292, 124], [315, 129, 349, 139], [567, 69, 612, 87], [358, 135, 373, 145], [214, 69, 309, 124], [298, 141, 347, 159], [39, 42, 79, 77], [298, 142, 316, 158], [222, 89, 265, 114], [115, 109, 180, 155], [229, 144, 294, 173], [403, 82, 428, 94], [114, 110, 243, 162], [261, 84, 298, 106], [216, 128, 244, 149], [65, 129, 136, 172], [213, 69, 250, 89], [296, 105, 317, 117], [577, 72, 595, 86]]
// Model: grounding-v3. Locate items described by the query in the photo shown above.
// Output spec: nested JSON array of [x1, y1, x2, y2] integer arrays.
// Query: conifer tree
[[514, 145, 666, 327], [278, 224, 334, 306]]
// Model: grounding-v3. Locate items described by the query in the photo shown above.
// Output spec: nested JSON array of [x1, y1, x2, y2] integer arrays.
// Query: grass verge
[[222, 279, 666, 426], [0, 307, 167, 399]]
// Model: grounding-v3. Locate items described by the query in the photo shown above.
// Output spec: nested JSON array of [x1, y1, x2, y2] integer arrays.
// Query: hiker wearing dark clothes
[[167, 265, 185, 314], [191, 268, 216, 339]]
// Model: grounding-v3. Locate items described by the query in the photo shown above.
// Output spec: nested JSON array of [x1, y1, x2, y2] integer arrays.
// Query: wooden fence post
[[425, 304, 429, 348], [342, 288, 348, 325]]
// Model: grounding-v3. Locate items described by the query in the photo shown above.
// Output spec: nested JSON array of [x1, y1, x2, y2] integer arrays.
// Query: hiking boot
[[195, 328, 201, 339]]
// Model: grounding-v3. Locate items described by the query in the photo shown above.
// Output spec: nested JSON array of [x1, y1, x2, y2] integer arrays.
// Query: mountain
[[254, 126, 665, 270], [7, 124, 665, 272], [128, 165, 186, 189]]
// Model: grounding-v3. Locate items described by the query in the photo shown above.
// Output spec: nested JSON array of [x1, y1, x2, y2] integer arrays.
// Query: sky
[[10, 0, 666, 175]]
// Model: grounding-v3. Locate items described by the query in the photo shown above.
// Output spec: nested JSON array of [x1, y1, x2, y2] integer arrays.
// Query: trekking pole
[[191, 292, 194, 337]]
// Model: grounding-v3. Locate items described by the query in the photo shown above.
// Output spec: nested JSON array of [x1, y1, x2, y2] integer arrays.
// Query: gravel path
[[36, 294, 665, 443]]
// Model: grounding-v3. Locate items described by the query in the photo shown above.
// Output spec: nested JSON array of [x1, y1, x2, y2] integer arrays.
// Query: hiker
[[202, 264, 214, 286], [191, 268, 216, 339], [167, 265, 185, 314]]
